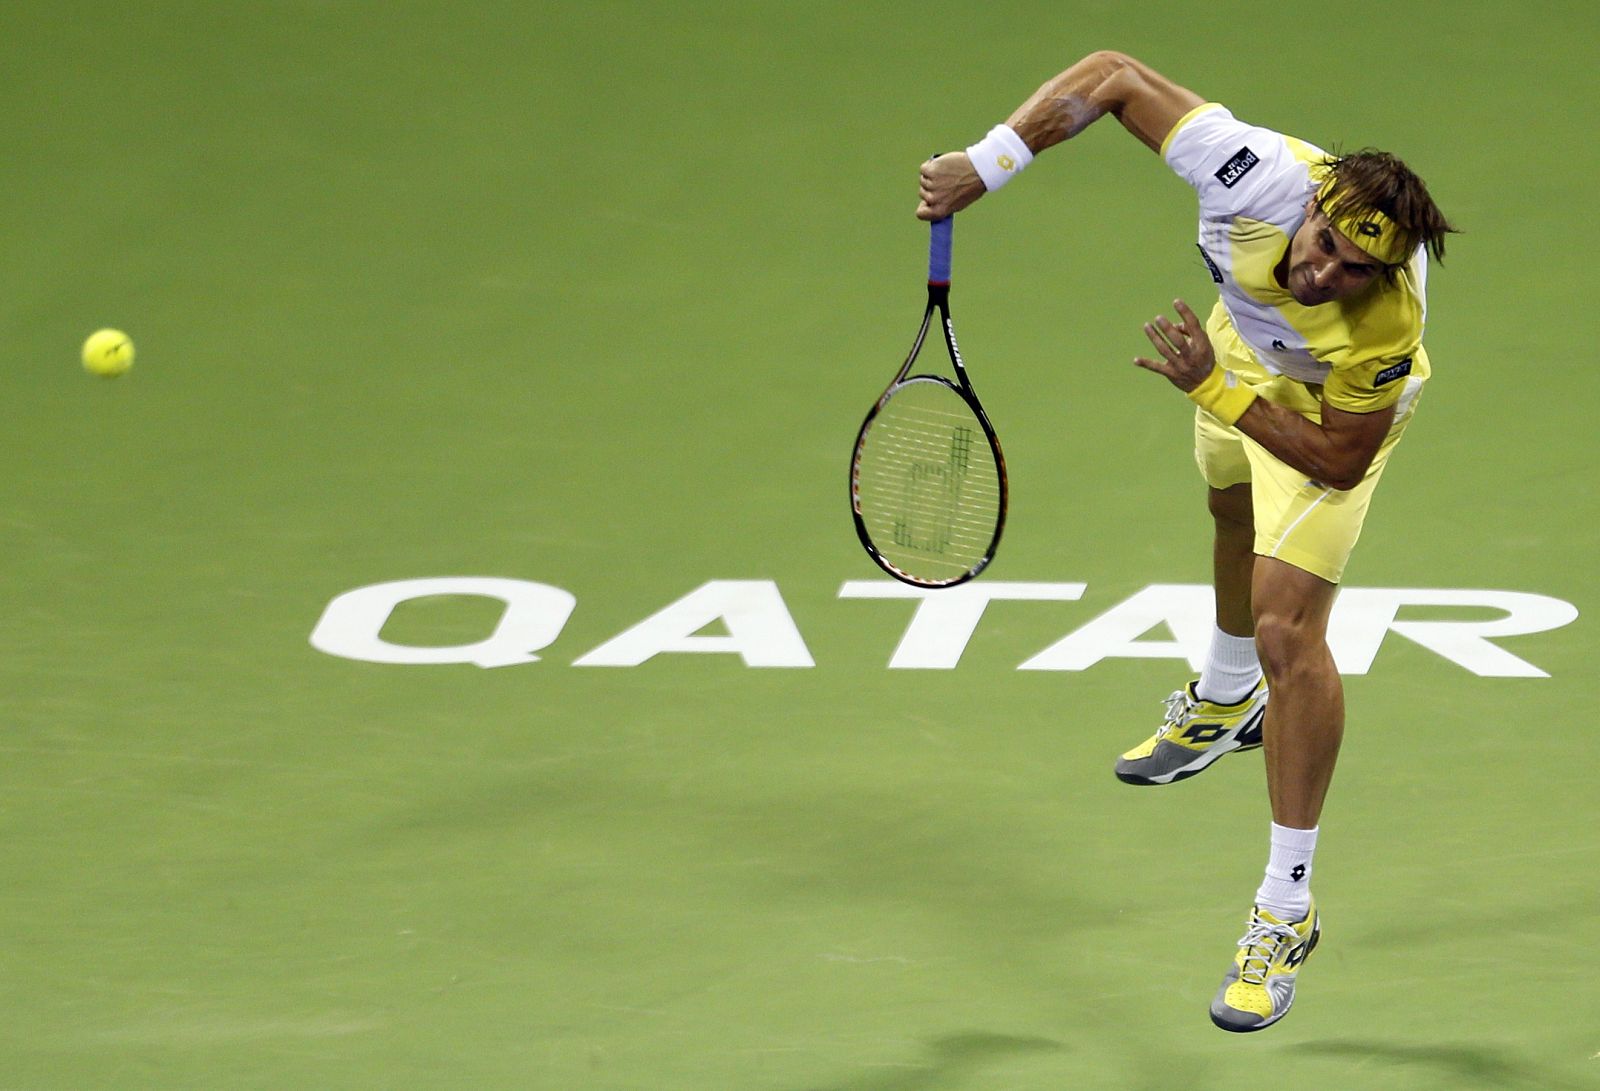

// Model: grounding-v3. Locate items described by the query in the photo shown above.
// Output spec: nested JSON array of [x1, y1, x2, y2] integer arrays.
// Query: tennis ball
[[82, 328, 135, 378]]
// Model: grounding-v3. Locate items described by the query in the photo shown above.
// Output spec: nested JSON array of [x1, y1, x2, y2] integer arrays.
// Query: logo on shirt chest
[[1214, 146, 1260, 188]]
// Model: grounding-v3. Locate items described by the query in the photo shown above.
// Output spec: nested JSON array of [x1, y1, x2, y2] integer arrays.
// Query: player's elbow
[[1083, 49, 1136, 69], [1074, 50, 1176, 136], [1301, 450, 1373, 492], [1081, 50, 1139, 88], [1322, 459, 1372, 493]]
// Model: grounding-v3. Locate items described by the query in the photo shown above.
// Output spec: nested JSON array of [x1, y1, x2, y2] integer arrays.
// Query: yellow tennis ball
[[82, 328, 135, 378]]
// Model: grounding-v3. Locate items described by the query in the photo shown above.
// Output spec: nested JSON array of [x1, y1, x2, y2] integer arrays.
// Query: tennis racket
[[850, 216, 1007, 588]]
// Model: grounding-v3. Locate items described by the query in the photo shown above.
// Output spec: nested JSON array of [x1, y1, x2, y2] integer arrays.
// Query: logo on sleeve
[[1214, 147, 1260, 188], [1374, 357, 1413, 387], [1196, 244, 1223, 283]]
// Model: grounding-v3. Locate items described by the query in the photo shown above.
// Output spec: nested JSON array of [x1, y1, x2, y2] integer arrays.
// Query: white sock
[[1255, 822, 1318, 922], [1196, 626, 1262, 705]]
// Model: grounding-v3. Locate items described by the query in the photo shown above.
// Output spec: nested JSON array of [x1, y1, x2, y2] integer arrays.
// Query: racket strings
[[855, 383, 1002, 578]]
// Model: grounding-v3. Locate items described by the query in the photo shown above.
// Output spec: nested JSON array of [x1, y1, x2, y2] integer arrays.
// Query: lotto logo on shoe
[[1182, 722, 1228, 745], [1284, 938, 1313, 970]]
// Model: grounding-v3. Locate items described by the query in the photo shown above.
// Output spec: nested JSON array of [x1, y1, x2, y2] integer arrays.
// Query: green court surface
[[5, 2, 1597, 1088]]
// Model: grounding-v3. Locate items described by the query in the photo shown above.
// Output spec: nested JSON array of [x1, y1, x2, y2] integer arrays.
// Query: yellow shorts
[[1194, 306, 1425, 584]]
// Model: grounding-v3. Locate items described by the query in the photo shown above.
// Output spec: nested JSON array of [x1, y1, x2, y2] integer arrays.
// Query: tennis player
[[916, 50, 1455, 1031]]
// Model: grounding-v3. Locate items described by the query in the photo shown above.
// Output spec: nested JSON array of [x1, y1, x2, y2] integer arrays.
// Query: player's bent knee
[[1252, 609, 1331, 680]]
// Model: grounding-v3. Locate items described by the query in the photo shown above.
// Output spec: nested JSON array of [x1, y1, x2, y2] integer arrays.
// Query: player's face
[[1285, 199, 1385, 306]]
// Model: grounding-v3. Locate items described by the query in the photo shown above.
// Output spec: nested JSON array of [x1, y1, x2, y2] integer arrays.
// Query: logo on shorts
[[1214, 147, 1260, 188], [1196, 244, 1223, 283], [1374, 358, 1413, 386]]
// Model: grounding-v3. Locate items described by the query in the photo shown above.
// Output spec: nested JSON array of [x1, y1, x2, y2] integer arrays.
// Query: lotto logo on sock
[[1290, 864, 1306, 882]]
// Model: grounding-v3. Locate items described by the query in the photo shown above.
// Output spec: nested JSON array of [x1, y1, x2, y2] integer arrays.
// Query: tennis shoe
[[1113, 679, 1267, 786], [1210, 901, 1320, 1032]]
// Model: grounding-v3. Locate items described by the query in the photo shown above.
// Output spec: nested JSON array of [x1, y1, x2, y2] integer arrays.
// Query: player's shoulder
[[1328, 262, 1427, 368], [1164, 104, 1326, 217], [1321, 269, 1429, 413]]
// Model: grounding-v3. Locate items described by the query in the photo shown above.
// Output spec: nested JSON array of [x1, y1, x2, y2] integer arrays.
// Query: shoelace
[[1236, 916, 1301, 984], [1157, 688, 1194, 738]]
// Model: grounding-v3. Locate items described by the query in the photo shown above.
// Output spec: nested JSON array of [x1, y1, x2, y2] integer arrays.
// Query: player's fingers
[[1143, 321, 1181, 361], [1133, 355, 1172, 377], [1173, 298, 1202, 333], [917, 161, 942, 219], [1152, 313, 1189, 344]]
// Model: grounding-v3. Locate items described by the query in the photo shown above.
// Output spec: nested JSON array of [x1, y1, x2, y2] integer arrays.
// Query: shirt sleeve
[[1321, 268, 1427, 413], [1324, 354, 1415, 413], [1162, 104, 1321, 222]]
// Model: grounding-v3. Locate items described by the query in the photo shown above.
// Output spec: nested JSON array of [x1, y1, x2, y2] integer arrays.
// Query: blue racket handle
[[929, 217, 953, 285]]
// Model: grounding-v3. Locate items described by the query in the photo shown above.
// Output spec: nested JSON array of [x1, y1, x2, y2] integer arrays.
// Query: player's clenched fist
[[916, 153, 987, 220]]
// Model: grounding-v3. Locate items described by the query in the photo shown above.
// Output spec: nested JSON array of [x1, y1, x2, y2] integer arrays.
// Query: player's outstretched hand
[[1134, 299, 1216, 392], [917, 153, 987, 220]]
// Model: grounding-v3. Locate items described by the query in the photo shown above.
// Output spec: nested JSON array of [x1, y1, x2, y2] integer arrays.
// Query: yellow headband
[[1316, 176, 1412, 266]]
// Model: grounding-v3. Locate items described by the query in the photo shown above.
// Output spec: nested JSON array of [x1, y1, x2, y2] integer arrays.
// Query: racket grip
[[928, 217, 952, 285]]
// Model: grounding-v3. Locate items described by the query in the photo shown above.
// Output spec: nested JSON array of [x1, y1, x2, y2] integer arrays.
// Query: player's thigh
[[1193, 307, 1276, 489], [1194, 407, 1252, 488], [1208, 480, 1253, 531], [1243, 442, 1384, 584]]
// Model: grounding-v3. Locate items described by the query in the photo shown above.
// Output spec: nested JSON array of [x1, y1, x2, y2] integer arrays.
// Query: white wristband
[[965, 124, 1034, 191]]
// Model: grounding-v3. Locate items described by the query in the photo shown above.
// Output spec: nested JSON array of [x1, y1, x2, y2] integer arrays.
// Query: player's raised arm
[[917, 51, 1205, 220]]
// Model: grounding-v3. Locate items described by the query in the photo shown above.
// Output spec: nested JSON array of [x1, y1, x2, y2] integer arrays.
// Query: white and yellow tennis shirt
[[1162, 103, 1428, 415]]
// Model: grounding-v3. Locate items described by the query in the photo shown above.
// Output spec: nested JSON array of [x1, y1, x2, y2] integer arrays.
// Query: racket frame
[[850, 218, 1009, 588]]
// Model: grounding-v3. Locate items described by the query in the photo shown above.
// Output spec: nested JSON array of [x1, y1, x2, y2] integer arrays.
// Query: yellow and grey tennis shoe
[[1210, 901, 1320, 1032], [1114, 679, 1267, 785]]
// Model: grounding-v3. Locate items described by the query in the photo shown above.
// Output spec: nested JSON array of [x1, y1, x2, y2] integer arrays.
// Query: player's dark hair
[[1322, 149, 1458, 266]]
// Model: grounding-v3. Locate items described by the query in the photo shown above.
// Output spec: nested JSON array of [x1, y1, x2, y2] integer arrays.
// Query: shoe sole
[[1114, 705, 1267, 786]]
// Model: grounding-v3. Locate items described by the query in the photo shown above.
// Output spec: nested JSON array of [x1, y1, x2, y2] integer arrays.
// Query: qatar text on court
[[311, 578, 1577, 678]]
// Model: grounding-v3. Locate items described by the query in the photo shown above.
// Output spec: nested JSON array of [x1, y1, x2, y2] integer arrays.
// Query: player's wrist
[[1186, 365, 1257, 426], [965, 124, 1033, 191]]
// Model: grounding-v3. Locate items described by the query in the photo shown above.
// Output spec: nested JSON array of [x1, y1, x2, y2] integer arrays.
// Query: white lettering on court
[[310, 579, 1578, 677], [1018, 584, 1214, 671], [1327, 588, 1578, 678], [309, 578, 576, 669], [838, 581, 1087, 668], [573, 580, 813, 668]]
